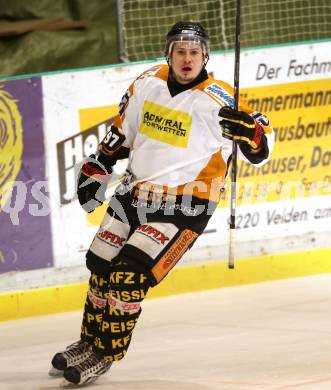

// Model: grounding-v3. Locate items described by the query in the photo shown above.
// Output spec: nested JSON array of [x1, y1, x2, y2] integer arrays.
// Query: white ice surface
[[0, 275, 331, 390]]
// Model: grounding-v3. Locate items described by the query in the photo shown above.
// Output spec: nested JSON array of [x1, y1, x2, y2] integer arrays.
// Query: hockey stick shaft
[[228, 0, 241, 269]]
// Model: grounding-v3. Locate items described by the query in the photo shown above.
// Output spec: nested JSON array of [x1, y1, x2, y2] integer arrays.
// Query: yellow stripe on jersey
[[223, 118, 256, 128], [139, 100, 192, 148]]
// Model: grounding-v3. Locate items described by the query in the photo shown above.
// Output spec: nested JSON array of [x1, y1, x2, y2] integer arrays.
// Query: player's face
[[170, 42, 204, 84]]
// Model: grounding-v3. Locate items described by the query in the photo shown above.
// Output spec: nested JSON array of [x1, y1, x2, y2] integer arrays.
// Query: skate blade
[[60, 378, 79, 388], [60, 378, 96, 388], [49, 366, 64, 377]]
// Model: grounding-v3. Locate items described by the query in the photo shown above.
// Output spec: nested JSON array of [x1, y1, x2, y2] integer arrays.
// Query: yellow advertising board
[[220, 78, 331, 207], [40, 42, 331, 269]]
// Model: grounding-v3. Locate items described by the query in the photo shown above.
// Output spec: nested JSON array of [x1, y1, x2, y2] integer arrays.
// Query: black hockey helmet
[[165, 21, 210, 63]]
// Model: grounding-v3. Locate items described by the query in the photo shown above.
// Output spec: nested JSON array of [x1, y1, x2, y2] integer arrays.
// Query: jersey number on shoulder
[[102, 125, 124, 150], [104, 130, 120, 147]]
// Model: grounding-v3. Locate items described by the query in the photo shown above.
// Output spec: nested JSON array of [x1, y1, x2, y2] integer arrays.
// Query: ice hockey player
[[49, 21, 274, 385]]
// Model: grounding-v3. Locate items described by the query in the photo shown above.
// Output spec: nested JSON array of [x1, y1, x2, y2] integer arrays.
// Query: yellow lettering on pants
[[109, 272, 135, 284], [111, 335, 130, 349], [109, 289, 147, 301], [81, 325, 93, 337], [108, 306, 125, 316], [140, 273, 148, 283], [91, 274, 108, 287], [104, 349, 127, 362], [101, 319, 137, 333], [101, 321, 110, 332], [94, 337, 105, 350], [87, 313, 103, 323]]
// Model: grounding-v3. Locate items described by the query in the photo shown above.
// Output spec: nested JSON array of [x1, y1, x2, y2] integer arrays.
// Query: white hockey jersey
[[99, 64, 275, 202]]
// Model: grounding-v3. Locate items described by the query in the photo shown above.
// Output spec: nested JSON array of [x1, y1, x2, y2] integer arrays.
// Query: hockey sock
[[93, 260, 150, 361], [81, 273, 111, 343]]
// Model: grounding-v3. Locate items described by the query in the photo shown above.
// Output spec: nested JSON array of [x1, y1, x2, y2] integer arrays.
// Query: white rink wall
[[0, 40, 330, 292]]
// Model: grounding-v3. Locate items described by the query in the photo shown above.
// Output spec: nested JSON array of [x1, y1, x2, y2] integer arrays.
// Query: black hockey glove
[[219, 106, 264, 150], [77, 154, 111, 213]]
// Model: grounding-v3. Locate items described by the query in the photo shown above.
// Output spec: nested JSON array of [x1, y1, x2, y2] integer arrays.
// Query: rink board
[[0, 40, 330, 322], [1, 248, 331, 322], [0, 40, 330, 274]]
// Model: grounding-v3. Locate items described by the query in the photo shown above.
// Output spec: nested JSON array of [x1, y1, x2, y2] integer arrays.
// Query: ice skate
[[62, 351, 112, 386], [49, 340, 92, 376]]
